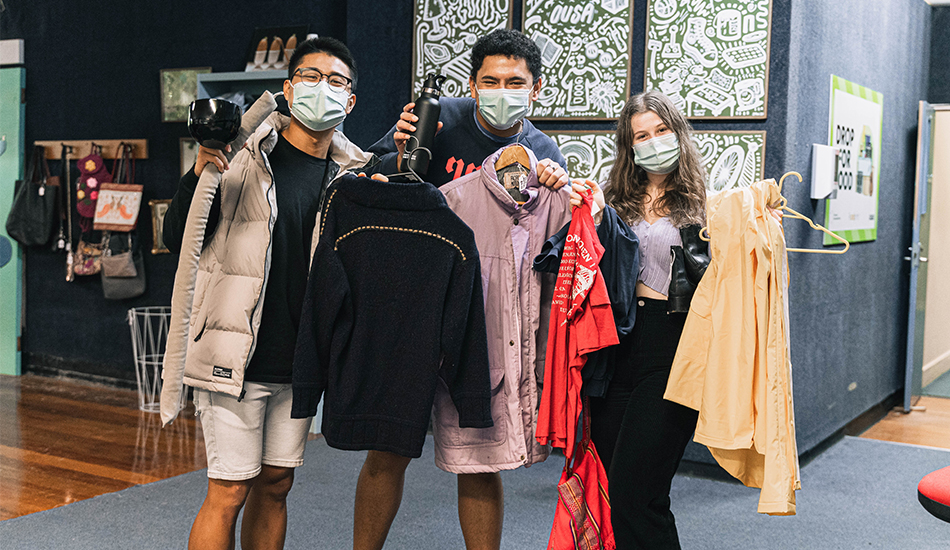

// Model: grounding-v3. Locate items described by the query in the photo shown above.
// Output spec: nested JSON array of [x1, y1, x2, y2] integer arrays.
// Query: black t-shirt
[[246, 133, 330, 383], [368, 97, 567, 187]]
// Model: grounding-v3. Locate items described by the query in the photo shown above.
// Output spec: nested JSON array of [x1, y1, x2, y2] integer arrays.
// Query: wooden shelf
[[34, 139, 148, 160]]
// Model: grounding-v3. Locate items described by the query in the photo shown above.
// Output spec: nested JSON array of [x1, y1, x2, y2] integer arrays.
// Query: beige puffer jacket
[[174, 112, 374, 400]]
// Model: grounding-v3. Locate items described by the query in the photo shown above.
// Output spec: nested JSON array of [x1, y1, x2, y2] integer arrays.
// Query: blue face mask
[[476, 87, 532, 131], [290, 81, 350, 132], [633, 133, 681, 174]]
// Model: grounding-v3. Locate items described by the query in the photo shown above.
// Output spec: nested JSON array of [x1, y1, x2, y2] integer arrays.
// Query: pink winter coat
[[432, 145, 572, 473]]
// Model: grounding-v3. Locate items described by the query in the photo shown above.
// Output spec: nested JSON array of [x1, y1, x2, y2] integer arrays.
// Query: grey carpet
[[923, 369, 950, 398], [1, 436, 948, 549]]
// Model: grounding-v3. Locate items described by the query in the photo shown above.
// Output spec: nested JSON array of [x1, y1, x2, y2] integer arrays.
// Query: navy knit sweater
[[291, 173, 493, 458]]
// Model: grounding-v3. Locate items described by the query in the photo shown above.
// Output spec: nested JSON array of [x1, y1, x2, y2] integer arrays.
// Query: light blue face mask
[[290, 81, 350, 132], [476, 87, 532, 131], [633, 133, 681, 174]]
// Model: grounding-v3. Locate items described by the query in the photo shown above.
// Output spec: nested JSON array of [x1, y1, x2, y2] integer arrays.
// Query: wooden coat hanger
[[495, 144, 530, 171], [495, 144, 531, 204], [698, 172, 850, 254]]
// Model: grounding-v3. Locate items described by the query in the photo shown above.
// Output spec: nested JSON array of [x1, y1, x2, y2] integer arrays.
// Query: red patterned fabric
[[548, 439, 616, 550]]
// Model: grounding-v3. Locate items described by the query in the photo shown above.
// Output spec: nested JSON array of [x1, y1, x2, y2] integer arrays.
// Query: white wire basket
[[128, 306, 185, 413]]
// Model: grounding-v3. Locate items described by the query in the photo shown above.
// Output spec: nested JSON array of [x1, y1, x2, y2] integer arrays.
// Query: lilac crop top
[[630, 217, 682, 296]]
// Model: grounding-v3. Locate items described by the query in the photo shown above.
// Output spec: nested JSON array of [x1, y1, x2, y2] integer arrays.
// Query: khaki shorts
[[194, 382, 312, 481]]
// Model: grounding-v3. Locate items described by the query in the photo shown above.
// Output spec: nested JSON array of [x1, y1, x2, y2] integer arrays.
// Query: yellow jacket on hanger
[[664, 179, 801, 515]]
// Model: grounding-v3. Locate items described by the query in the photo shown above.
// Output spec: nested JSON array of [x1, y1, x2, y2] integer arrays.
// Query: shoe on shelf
[[266, 36, 284, 70], [284, 35, 298, 68], [250, 37, 268, 71]]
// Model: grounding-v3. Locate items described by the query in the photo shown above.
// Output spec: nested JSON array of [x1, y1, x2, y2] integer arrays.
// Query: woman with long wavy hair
[[572, 90, 707, 548]]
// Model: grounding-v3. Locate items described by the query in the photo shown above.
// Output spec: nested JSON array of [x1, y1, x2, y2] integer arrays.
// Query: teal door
[[903, 101, 936, 411], [0, 67, 25, 375]]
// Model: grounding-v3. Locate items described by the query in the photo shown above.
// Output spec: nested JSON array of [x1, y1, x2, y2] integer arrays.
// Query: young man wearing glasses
[[163, 37, 375, 550], [369, 28, 569, 190]]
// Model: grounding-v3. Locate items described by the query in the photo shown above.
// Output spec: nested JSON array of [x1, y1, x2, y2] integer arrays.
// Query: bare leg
[[189, 478, 253, 550], [457, 472, 503, 550], [353, 450, 413, 550], [240, 465, 296, 550]]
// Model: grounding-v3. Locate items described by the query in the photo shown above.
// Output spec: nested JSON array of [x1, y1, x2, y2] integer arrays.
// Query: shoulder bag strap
[[25, 145, 42, 184], [40, 147, 53, 183], [128, 145, 135, 183], [62, 145, 73, 246], [111, 143, 125, 183], [122, 143, 135, 184]]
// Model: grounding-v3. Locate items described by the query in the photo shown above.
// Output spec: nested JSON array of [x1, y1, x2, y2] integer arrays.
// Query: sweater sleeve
[[439, 253, 493, 429], [162, 166, 221, 254], [532, 221, 570, 274], [597, 206, 640, 340], [290, 239, 351, 418], [367, 122, 402, 176]]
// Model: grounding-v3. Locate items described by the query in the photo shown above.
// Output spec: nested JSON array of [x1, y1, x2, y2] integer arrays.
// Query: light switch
[[811, 144, 838, 200]]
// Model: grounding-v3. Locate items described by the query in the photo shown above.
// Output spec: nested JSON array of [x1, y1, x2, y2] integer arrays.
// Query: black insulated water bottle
[[402, 73, 446, 180]]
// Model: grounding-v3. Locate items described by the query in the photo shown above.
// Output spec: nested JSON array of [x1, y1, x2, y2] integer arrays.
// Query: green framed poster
[[644, 0, 772, 119], [411, 0, 513, 98], [523, 0, 633, 120], [160, 67, 211, 123], [825, 75, 882, 244], [693, 130, 767, 193], [548, 131, 616, 182]]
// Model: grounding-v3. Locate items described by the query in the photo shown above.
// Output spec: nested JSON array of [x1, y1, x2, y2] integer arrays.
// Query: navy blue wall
[[0, 0, 937, 462], [0, 1, 347, 381], [930, 6, 950, 103], [778, 0, 931, 454], [1, 0, 792, 385]]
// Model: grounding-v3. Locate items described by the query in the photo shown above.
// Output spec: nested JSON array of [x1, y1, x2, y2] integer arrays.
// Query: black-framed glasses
[[293, 67, 352, 91]]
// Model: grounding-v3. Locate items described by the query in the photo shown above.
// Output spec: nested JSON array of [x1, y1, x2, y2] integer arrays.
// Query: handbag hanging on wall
[[61, 144, 78, 281], [76, 143, 110, 232], [72, 236, 105, 276], [94, 143, 143, 232], [102, 232, 137, 277], [51, 150, 68, 252], [101, 230, 146, 300], [5, 145, 61, 247]]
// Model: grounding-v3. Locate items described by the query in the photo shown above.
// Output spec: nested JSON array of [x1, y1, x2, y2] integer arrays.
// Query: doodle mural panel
[[523, 1, 633, 120], [412, 0, 513, 98], [644, 0, 772, 119], [693, 131, 766, 193], [549, 132, 617, 183], [549, 130, 764, 192]]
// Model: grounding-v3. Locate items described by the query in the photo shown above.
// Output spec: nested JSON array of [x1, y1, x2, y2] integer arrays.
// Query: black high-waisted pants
[[589, 297, 698, 550]]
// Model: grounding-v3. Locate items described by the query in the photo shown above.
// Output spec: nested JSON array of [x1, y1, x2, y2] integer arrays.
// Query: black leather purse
[[5, 145, 60, 246], [668, 224, 710, 313], [101, 231, 146, 300]]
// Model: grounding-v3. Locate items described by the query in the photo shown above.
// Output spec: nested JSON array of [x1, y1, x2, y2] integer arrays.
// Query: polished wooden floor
[[0, 374, 206, 520], [858, 395, 950, 450], [2, 374, 949, 522]]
